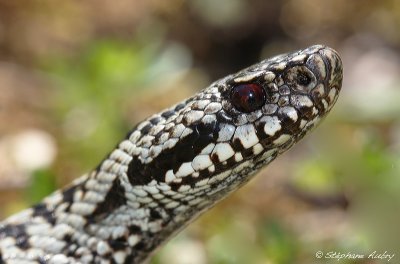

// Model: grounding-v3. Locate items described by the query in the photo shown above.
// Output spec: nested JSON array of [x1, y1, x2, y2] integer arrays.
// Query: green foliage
[[42, 40, 162, 170], [260, 220, 298, 264], [27, 169, 57, 204]]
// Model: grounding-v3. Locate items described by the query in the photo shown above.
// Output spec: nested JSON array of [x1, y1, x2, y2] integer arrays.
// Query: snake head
[[216, 45, 343, 157], [127, 45, 343, 213]]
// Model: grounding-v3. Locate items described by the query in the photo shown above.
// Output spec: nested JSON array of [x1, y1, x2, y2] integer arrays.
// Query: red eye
[[231, 83, 266, 113]]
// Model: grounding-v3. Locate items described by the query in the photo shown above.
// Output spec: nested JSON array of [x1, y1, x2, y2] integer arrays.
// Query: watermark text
[[315, 250, 395, 262]]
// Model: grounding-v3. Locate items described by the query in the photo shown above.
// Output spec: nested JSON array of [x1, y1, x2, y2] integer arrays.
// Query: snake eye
[[231, 83, 266, 113]]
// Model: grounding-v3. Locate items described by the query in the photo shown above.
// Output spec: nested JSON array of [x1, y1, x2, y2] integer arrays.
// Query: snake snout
[[318, 47, 343, 111], [302, 46, 343, 112], [319, 47, 343, 91]]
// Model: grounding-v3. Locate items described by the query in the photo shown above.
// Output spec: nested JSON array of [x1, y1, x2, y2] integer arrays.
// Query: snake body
[[0, 45, 343, 263]]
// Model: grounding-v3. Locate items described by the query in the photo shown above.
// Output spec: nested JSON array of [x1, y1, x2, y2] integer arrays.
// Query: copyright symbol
[[316, 251, 323, 258]]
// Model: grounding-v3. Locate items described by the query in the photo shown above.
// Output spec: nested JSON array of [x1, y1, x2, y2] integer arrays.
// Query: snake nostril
[[296, 72, 312, 86], [284, 66, 317, 93]]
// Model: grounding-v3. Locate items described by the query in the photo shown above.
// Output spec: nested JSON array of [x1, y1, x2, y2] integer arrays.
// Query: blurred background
[[1, 0, 400, 263]]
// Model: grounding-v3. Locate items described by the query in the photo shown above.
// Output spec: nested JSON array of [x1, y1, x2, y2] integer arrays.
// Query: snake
[[0, 45, 343, 264]]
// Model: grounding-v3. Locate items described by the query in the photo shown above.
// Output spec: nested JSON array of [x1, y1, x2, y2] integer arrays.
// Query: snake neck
[[1, 127, 283, 263]]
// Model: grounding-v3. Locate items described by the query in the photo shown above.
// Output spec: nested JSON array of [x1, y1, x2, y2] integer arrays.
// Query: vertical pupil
[[231, 83, 266, 113]]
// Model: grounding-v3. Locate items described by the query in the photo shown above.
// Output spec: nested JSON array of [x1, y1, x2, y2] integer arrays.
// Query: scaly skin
[[0, 45, 343, 264]]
